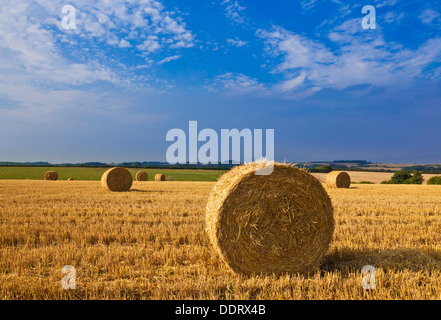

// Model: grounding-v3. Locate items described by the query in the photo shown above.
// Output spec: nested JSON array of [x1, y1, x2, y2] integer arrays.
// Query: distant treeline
[[309, 160, 372, 165], [307, 163, 441, 174], [0, 162, 52, 166], [1, 161, 440, 173], [332, 160, 372, 165], [401, 165, 441, 174], [307, 164, 394, 173], [0, 161, 237, 171]]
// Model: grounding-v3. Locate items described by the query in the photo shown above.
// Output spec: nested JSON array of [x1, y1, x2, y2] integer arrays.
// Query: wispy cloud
[[375, 0, 398, 8], [205, 72, 265, 95], [59, 0, 196, 53], [0, 3, 120, 87], [0, 0, 195, 90], [419, 9, 440, 25], [257, 22, 441, 95], [300, 0, 351, 15], [226, 38, 248, 47], [0, 0, 196, 132], [300, 0, 318, 11], [205, 71, 322, 100], [274, 73, 307, 92], [221, 0, 247, 25], [384, 11, 405, 24], [158, 54, 182, 65]]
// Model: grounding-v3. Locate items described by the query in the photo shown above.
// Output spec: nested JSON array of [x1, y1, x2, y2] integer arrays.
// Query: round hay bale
[[154, 174, 165, 181], [205, 161, 334, 275], [101, 167, 133, 192], [326, 171, 351, 188], [44, 171, 58, 181], [136, 171, 148, 181], [67, 178, 74, 181]]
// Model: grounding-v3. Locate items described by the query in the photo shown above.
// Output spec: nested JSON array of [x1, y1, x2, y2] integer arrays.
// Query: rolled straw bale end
[[44, 171, 58, 181], [136, 171, 148, 181], [205, 161, 334, 275], [326, 171, 351, 188], [101, 167, 133, 192]]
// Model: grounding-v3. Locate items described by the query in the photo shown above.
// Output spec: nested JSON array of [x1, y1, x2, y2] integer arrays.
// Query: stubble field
[[1, 178, 441, 299]]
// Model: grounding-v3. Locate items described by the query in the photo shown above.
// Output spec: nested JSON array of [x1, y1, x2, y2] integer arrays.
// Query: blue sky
[[0, 0, 440, 163]]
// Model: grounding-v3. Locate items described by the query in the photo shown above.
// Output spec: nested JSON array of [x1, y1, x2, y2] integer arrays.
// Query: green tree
[[405, 171, 424, 184], [427, 176, 441, 185], [388, 170, 424, 184], [390, 171, 412, 184], [316, 165, 333, 173]]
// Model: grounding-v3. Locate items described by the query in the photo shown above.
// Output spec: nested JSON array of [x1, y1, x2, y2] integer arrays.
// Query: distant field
[[311, 172, 439, 185], [362, 163, 441, 171], [1, 166, 439, 184], [0, 167, 227, 182]]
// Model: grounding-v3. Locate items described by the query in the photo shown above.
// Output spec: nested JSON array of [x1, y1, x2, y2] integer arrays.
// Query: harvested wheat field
[[311, 172, 439, 185], [1, 179, 441, 300]]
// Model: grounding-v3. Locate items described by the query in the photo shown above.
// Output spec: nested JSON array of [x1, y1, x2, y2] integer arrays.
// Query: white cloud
[[158, 54, 181, 64], [375, 0, 398, 8], [419, 9, 440, 25], [257, 23, 441, 94], [0, 0, 196, 125], [137, 36, 161, 52], [221, 0, 246, 24], [274, 73, 307, 92], [384, 11, 405, 24], [118, 39, 131, 48], [300, 0, 351, 16], [227, 38, 248, 47], [300, 0, 318, 10], [206, 71, 324, 101], [206, 72, 265, 95], [0, 0, 195, 86], [0, 2, 120, 86], [57, 0, 195, 53]]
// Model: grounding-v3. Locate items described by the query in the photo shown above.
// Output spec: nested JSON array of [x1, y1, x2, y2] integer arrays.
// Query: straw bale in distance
[[101, 167, 133, 192], [44, 171, 58, 181], [67, 178, 74, 181], [155, 174, 165, 181], [136, 171, 148, 181], [205, 161, 334, 275], [326, 171, 351, 188]]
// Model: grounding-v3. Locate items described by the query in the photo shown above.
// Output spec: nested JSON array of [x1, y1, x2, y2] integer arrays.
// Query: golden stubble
[[0, 180, 441, 299]]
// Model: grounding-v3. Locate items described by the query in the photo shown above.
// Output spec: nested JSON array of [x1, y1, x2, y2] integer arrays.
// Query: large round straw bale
[[44, 171, 58, 181], [205, 161, 334, 275], [136, 171, 148, 181], [326, 171, 351, 188], [155, 174, 165, 181], [67, 178, 74, 181], [101, 167, 133, 192]]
